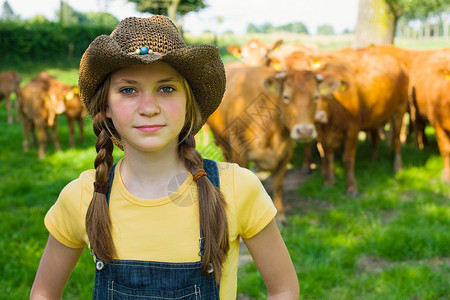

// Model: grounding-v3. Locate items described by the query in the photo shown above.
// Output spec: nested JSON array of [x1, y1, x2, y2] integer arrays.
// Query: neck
[[119, 140, 189, 198]]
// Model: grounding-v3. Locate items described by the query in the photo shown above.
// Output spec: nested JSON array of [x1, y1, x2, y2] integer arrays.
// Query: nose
[[138, 93, 160, 116], [291, 124, 317, 141]]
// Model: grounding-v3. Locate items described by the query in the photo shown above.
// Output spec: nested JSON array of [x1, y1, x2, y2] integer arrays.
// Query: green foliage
[[0, 21, 114, 63], [83, 12, 120, 28], [1, 0, 18, 21], [247, 22, 309, 34], [127, 0, 207, 18], [317, 24, 335, 35], [56, 1, 119, 27], [385, 0, 450, 19]]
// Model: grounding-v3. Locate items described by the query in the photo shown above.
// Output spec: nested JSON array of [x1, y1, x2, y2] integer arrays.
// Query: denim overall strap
[[203, 158, 220, 189], [92, 160, 221, 299]]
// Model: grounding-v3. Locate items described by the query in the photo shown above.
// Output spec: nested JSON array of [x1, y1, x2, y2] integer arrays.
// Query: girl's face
[[107, 62, 187, 153]]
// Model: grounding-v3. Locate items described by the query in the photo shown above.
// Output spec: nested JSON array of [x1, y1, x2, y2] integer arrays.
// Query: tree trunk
[[167, 0, 180, 29], [444, 19, 449, 39], [353, 0, 397, 48]]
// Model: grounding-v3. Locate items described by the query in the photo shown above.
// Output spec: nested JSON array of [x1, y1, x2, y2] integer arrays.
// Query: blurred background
[[0, 0, 449, 299]]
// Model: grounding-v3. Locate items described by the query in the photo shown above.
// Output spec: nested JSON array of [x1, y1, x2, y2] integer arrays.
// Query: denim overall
[[92, 159, 220, 299]]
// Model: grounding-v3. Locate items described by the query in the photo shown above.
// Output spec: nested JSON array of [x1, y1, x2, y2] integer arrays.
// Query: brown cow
[[18, 72, 66, 159], [59, 85, 85, 147], [227, 38, 283, 67], [18, 72, 84, 159], [0, 71, 21, 124], [363, 45, 450, 147], [207, 66, 327, 223], [409, 51, 450, 183], [312, 53, 409, 196]]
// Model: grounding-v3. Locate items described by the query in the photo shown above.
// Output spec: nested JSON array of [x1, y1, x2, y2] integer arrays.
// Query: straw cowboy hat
[[78, 15, 226, 136]]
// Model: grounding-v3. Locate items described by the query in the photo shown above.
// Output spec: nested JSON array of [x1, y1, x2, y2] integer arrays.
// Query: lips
[[135, 125, 165, 133]]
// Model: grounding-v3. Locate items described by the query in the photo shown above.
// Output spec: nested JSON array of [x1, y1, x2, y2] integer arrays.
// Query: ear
[[271, 39, 283, 51], [269, 57, 283, 71], [65, 91, 74, 101], [263, 72, 285, 95], [318, 76, 347, 97], [105, 106, 111, 118], [227, 45, 241, 58]]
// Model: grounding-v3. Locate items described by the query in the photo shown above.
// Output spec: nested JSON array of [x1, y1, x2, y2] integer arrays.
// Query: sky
[[6, 0, 360, 35]]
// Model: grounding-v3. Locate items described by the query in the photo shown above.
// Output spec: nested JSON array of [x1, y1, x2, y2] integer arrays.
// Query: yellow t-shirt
[[45, 160, 277, 299]]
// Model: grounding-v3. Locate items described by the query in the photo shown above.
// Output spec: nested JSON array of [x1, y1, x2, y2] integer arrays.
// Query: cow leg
[[6, 95, 12, 124], [434, 124, 450, 183], [36, 125, 47, 159], [368, 129, 379, 161], [67, 116, 76, 147], [78, 116, 85, 143], [300, 142, 313, 174], [31, 123, 37, 146], [21, 118, 32, 152], [323, 150, 335, 186], [342, 129, 359, 196], [271, 145, 293, 226], [391, 114, 404, 172]]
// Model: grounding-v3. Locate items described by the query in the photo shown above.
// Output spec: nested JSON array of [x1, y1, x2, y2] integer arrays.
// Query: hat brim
[[79, 35, 225, 135]]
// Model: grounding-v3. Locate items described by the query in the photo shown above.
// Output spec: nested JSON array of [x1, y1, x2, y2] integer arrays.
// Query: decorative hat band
[[128, 47, 165, 56]]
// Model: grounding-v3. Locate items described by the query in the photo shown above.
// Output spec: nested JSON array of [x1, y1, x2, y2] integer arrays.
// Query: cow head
[[314, 75, 348, 124], [227, 39, 283, 67], [263, 70, 322, 142]]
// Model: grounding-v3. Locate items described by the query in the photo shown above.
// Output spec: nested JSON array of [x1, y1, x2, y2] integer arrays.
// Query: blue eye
[[121, 87, 135, 94], [160, 86, 174, 94]]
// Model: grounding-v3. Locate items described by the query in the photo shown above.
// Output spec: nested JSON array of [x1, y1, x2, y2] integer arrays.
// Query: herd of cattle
[[0, 71, 85, 159], [0, 40, 448, 222], [207, 39, 449, 222]]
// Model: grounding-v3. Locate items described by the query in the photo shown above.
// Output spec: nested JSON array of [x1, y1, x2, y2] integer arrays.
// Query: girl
[[30, 15, 299, 299]]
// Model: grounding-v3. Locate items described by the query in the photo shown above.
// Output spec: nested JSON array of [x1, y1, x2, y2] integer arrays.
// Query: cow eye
[[313, 94, 319, 104]]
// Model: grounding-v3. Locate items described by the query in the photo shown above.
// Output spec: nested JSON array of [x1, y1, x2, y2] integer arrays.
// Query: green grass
[[1, 41, 449, 299]]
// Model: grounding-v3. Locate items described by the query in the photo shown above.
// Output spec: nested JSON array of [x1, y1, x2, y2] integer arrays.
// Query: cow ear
[[263, 73, 284, 95], [271, 39, 283, 51], [227, 45, 241, 58], [318, 76, 344, 96]]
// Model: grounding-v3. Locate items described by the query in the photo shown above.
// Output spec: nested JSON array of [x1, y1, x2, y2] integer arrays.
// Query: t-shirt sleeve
[[44, 175, 87, 249], [233, 165, 277, 239]]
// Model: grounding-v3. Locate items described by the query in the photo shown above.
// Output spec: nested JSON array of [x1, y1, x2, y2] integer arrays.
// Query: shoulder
[[216, 161, 264, 189], [216, 161, 256, 179], [61, 169, 96, 196]]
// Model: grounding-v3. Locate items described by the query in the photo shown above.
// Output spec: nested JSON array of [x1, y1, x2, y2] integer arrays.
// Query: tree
[[1, 0, 18, 20], [83, 12, 119, 27], [317, 24, 335, 35], [126, 0, 207, 28], [354, 0, 450, 47], [57, 1, 85, 25], [277, 22, 309, 34]]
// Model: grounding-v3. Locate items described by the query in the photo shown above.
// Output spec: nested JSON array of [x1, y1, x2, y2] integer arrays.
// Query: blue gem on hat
[[140, 47, 149, 54]]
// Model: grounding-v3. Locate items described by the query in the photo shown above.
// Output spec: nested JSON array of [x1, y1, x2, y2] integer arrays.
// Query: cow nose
[[314, 110, 328, 124], [291, 124, 317, 141]]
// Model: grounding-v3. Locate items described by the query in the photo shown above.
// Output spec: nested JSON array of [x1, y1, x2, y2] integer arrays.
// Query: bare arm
[[243, 219, 299, 299], [30, 234, 84, 300]]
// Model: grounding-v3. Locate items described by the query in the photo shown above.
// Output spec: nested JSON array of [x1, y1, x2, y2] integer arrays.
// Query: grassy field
[[0, 39, 449, 299]]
